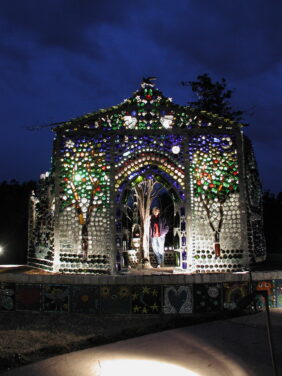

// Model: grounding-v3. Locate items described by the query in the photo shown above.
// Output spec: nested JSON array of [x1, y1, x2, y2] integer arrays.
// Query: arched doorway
[[114, 163, 186, 270]]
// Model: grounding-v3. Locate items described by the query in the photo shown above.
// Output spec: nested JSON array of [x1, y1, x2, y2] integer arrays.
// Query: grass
[[0, 311, 183, 373]]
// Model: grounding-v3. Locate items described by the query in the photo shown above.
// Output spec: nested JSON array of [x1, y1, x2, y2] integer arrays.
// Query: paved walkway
[[2, 310, 282, 376]]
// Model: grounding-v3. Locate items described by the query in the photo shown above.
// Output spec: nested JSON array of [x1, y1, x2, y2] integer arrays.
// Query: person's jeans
[[151, 236, 165, 266]]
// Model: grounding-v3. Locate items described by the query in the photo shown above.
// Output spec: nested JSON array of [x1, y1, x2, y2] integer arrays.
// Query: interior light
[[96, 360, 199, 376]]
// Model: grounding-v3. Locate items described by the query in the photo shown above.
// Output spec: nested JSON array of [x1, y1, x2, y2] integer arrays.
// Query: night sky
[[1, 0, 281, 193]]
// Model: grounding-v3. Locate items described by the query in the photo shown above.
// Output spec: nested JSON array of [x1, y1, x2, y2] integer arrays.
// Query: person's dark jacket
[[150, 215, 169, 237]]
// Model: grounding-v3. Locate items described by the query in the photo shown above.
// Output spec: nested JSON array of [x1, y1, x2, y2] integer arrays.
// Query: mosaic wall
[[189, 134, 247, 273], [0, 283, 15, 311], [28, 82, 265, 273], [253, 280, 276, 309], [72, 286, 99, 313], [56, 135, 112, 274], [244, 136, 266, 262], [223, 282, 250, 310], [28, 175, 55, 271], [16, 284, 41, 311], [194, 283, 222, 312], [274, 280, 282, 308], [1, 280, 281, 313], [178, 206, 189, 269], [164, 285, 193, 314]]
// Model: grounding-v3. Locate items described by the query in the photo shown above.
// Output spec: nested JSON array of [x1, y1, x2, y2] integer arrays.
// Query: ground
[[0, 310, 232, 373], [0, 311, 166, 372]]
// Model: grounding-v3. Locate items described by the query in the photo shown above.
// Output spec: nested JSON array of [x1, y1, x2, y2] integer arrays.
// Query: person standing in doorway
[[150, 207, 169, 268]]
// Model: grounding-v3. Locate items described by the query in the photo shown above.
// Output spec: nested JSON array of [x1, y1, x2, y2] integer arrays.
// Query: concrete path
[[2, 310, 282, 376]]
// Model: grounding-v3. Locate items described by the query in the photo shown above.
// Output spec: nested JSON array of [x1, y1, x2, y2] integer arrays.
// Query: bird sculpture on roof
[[141, 76, 157, 88]]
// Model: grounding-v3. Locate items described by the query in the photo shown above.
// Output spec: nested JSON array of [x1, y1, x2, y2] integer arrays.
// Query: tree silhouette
[[182, 73, 244, 122], [132, 176, 166, 266]]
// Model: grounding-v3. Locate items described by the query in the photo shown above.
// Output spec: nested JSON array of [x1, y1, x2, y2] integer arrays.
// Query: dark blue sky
[[0, 0, 281, 193]]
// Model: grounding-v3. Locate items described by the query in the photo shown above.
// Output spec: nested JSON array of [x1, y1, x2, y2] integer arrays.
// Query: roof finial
[[141, 76, 157, 88]]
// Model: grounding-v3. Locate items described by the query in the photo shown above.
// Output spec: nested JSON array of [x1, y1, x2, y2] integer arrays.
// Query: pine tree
[[182, 73, 244, 122]]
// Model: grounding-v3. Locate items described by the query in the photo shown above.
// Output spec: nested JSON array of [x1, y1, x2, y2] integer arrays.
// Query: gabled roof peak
[[52, 80, 244, 132]]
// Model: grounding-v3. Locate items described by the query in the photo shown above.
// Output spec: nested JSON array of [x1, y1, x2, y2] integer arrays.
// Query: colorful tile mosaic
[[274, 280, 282, 308], [72, 286, 99, 313], [15, 284, 42, 311], [2, 279, 282, 315], [164, 285, 193, 314], [253, 280, 276, 309], [194, 283, 222, 313], [43, 285, 70, 312], [100, 285, 131, 314], [223, 282, 250, 310], [0, 283, 15, 311], [132, 285, 161, 314]]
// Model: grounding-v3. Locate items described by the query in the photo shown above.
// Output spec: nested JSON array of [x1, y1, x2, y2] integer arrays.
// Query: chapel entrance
[[114, 167, 186, 270]]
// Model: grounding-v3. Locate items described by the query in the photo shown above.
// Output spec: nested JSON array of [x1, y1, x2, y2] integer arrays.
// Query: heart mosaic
[[164, 285, 192, 314]]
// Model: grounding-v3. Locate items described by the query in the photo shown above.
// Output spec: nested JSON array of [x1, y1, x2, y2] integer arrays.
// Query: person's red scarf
[[151, 215, 160, 237]]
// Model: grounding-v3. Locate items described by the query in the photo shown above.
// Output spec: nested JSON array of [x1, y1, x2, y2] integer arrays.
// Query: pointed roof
[[53, 79, 244, 132]]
